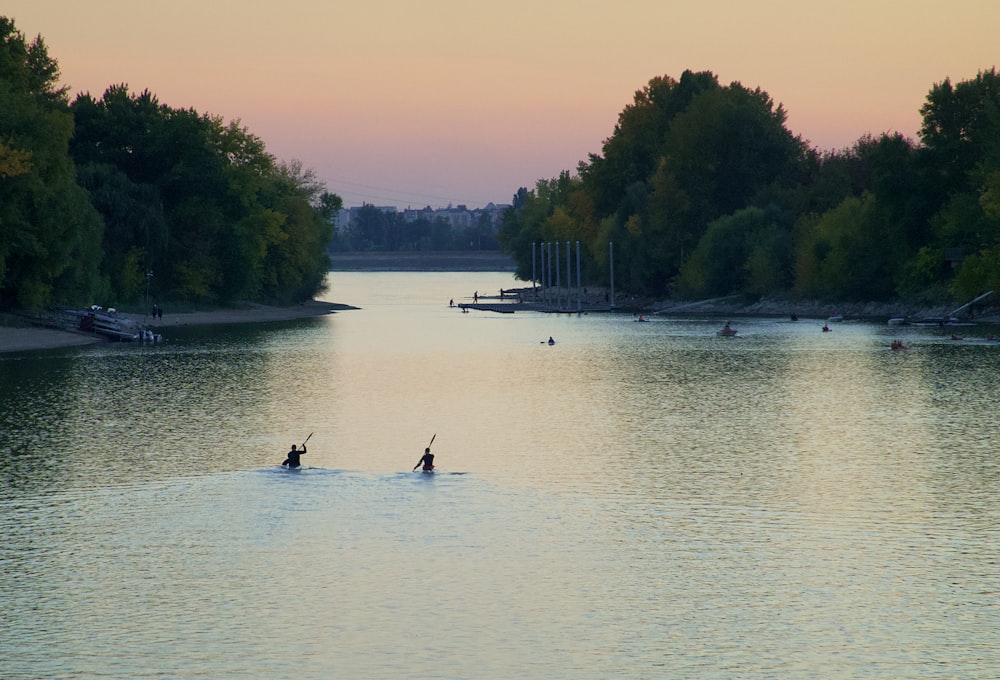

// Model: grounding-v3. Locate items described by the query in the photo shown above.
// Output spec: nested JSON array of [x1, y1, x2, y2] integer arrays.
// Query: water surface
[[1, 272, 997, 678]]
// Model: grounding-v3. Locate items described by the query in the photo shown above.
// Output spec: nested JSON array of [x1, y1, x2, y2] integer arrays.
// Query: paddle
[[413, 433, 435, 471], [301, 432, 313, 449]]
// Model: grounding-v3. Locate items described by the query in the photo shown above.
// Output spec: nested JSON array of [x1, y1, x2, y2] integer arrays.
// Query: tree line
[[331, 205, 500, 252], [498, 68, 1000, 305], [0, 17, 339, 311]]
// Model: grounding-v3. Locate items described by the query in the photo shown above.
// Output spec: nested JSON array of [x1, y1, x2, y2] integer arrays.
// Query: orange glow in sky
[[6, 0, 999, 208]]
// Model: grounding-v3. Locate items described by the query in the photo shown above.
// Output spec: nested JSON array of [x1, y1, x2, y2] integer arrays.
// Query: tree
[[676, 205, 791, 298], [572, 72, 805, 296], [793, 193, 895, 300], [920, 68, 1000, 197], [0, 16, 104, 309]]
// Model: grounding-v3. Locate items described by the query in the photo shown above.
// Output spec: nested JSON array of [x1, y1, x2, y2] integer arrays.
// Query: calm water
[[1, 272, 998, 679]]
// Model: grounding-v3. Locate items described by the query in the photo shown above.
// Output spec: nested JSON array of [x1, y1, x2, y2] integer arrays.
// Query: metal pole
[[540, 242, 546, 301], [546, 242, 552, 301], [576, 241, 582, 313], [555, 241, 561, 310], [532, 241, 537, 300], [566, 241, 571, 312]]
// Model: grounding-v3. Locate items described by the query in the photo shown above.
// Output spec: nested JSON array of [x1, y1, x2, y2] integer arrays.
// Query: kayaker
[[414, 447, 434, 472], [281, 442, 306, 468]]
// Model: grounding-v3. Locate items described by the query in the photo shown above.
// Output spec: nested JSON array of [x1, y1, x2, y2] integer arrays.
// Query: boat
[[61, 305, 161, 342], [716, 324, 738, 337]]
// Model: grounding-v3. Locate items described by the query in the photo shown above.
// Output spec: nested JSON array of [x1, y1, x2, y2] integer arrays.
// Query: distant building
[[338, 203, 512, 231]]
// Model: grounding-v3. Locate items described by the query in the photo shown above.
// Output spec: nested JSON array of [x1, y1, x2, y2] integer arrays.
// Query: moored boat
[[61, 305, 161, 343]]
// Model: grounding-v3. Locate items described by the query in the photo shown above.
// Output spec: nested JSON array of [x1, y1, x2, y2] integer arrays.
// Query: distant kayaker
[[414, 447, 434, 472], [282, 442, 306, 469]]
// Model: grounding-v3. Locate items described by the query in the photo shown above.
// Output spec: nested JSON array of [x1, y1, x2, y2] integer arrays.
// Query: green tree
[[70, 85, 336, 305], [0, 16, 104, 309], [794, 193, 894, 300], [920, 68, 1000, 197], [573, 72, 805, 296], [676, 205, 791, 297]]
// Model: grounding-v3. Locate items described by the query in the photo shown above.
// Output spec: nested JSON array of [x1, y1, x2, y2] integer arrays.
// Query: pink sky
[[6, 1, 998, 209]]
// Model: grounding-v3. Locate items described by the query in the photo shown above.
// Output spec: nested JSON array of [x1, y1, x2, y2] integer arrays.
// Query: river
[[1, 271, 997, 679]]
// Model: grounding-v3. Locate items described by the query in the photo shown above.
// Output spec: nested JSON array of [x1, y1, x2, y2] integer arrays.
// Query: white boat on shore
[[62, 306, 162, 343]]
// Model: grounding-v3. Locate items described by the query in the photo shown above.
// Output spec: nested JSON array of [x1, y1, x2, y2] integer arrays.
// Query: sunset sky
[[6, 1, 999, 209]]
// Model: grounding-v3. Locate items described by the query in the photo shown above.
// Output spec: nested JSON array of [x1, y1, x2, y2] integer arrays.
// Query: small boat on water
[[717, 323, 738, 337]]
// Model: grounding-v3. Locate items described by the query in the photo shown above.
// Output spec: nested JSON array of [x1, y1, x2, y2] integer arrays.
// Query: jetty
[[455, 287, 617, 314]]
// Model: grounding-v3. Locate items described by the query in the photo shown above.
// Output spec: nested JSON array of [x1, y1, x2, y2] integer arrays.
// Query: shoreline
[[4, 290, 997, 355], [0, 300, 358, 354]]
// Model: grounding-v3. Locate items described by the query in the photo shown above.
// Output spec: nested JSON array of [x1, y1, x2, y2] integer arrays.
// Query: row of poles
[[531, 241, 615, 310]]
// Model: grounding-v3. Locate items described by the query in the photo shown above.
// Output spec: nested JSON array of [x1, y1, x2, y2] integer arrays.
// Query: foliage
[[68, 86, 336, 306], [5, 14, 1000, 310], [0, 17, 104, 309], [499, 67, 1000, 307], [0, 15, 339, 311], [333, 204, 500, 254]]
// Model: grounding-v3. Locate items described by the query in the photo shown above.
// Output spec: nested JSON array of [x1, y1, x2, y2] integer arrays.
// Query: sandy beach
[[0, 300, 357, 354]]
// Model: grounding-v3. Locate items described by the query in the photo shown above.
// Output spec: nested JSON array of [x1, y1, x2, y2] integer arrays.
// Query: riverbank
[[5, 289, 997, 355], [328, 251, 515, 271], [118, 299, 357, 329], [507, 285, 1000, 322], [0, 300, 357, 354]]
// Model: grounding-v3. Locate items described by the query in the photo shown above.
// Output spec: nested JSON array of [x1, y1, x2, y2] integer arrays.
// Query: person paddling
[[281, 433, 312, 468], [413, 447, 434, 472], [281, 443, 306, 468]]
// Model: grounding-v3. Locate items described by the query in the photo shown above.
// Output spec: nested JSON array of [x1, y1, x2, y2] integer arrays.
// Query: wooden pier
[[457, 301, 613, 314]]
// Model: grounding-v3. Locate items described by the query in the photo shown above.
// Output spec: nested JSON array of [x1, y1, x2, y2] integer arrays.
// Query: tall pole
[[555, 241, 561, 309], [547, 242, 552, 301], [540, 242, 547, 300], [576, 241, 582, 313], [609, 241, 615, 309], [531, 241, 537, 299], [565, 241, 571, 312]]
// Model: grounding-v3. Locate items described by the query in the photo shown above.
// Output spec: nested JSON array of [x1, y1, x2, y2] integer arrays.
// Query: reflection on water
[[1, 272, 998, 678]]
